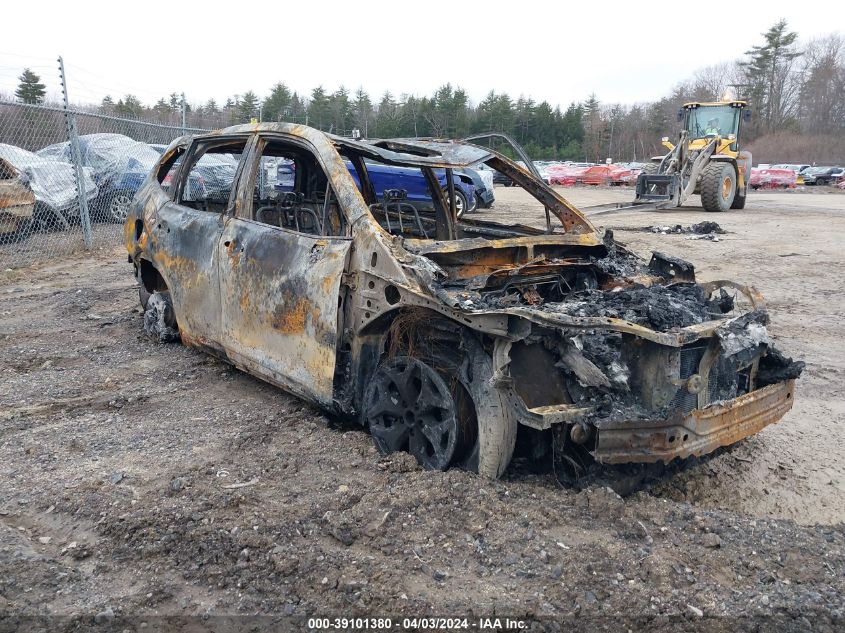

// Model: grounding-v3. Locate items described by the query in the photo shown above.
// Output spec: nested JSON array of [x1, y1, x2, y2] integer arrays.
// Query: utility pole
[[58, 56, 93, 248]]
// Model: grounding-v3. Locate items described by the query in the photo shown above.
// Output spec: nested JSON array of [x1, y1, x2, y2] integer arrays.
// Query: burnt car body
[[124, 123, 802, 480]]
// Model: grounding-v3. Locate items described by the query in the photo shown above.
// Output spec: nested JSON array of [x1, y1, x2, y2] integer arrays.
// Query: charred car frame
[[124, 123, 803, 481]]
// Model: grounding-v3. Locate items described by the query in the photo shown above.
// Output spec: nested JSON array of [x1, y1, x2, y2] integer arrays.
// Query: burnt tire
[[143, 291, 179, 343], [139, 286, 152, 311], [701, 163, 736, 212], [461, 335, 518, 478]]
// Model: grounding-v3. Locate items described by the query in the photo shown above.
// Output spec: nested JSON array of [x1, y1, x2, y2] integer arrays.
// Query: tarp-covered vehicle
[[125, 123, 802, 481], [39, 133, 160, 223], [0, 143, 98, 231]]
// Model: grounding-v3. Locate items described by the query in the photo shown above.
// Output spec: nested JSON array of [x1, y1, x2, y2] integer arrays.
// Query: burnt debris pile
[[643, 221, 727, 235], [545, 284, 735, 332]]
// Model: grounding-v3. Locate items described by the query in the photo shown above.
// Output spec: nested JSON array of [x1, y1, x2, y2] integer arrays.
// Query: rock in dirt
[[702, 533, 722, 548], [94, 607, 115, 624]]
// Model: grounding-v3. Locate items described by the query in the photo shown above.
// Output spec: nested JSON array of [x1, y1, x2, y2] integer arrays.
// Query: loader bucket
[[634, 173, 680, 205]]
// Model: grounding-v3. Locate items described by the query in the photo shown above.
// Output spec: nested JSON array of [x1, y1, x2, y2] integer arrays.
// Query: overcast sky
[[1, 0, 842, 109]]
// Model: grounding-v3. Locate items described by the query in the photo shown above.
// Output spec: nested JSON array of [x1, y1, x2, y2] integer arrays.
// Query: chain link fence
[[0, 99, 207, 268]]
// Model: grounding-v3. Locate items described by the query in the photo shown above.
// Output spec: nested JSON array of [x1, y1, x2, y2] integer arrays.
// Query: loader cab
[[682, 102, 747, 154]]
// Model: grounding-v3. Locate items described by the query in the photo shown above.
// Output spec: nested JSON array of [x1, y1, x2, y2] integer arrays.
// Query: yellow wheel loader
[[634, 101, 752, 212]]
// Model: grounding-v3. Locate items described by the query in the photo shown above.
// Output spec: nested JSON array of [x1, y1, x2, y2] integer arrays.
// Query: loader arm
[[634, 132, 717, 208]]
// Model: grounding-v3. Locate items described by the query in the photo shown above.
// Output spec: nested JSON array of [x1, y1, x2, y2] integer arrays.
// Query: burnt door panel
[[218, 218, 351, 406], [148, 201, 225, 348]]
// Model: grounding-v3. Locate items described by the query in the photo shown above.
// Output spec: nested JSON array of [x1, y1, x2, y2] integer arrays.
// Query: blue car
[[275, 159, 477, 217], [38, 134, 161, 223]]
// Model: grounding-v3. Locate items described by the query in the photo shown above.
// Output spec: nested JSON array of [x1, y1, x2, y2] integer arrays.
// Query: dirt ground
[[1, 188, 844, 631]]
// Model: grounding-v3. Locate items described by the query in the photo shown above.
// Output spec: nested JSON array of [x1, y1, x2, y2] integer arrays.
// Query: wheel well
[[138, 259, 168, 293], [347, 307, 472, 417]]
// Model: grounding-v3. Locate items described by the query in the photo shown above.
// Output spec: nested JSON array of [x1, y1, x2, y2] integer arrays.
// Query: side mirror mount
[[677, 108, 685, 122], [743, 109, 752, 122]]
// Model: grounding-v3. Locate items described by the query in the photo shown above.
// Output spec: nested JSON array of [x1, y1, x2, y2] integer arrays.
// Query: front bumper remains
[[592, 380, 796, 464]]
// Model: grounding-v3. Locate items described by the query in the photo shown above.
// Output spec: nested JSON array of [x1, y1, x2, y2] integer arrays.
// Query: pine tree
[[741, 20, 802, 134], [263, 83, 292, 121], [15, 69, 46, 104], [353, 88, 372, 137], [238, 91, 259, 123], [308, 86, 330, 130]]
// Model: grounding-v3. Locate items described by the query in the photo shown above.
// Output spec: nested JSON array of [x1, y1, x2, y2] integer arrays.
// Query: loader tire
[[642, 163, 659, 176], [730, 185, 747, 209], [701, 163, 736, 212]]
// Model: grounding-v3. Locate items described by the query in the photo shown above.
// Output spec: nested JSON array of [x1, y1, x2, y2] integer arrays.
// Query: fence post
[[58, 56, 93, 248], [181, 92, 186, 134]]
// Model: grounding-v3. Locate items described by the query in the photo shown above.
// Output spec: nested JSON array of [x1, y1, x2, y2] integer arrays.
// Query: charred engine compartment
[[419, 230, 804, 478]]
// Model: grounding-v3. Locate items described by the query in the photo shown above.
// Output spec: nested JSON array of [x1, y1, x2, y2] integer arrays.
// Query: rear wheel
[[143, 291, 179, 343], [106, 189, 134, 223], [443, 188, 469, 218], [139, 286, 152, 310], [0, 218, 31, 244], [701, 163, 736, 212]]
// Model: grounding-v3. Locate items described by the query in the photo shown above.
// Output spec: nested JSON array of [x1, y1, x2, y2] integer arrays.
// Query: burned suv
[[124, 123, 802, 481]]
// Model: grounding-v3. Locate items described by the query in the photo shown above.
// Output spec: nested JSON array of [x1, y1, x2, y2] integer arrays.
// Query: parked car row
[[800, 166, 844, 186], [749, 164, 844, 189], [5, 128, 839, 249], [761, 163, 845, 186]]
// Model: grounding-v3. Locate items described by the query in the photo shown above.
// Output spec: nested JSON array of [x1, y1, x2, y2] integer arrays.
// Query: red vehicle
[[548, 164, 635, 187], [750, 168, 797, 190]]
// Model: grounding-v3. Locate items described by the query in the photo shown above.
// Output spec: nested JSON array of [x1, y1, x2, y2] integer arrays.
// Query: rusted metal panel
[[145, 200, 226, 343], [218, 218, 351, 406], [592, 380, 796, 464]]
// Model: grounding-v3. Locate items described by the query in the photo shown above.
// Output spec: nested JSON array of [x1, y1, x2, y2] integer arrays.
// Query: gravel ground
[[1, 189, 844, 632]]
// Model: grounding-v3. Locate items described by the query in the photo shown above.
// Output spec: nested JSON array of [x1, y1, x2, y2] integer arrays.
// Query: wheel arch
[[137, 257, 169, 294], [352, 306, 517, 477]]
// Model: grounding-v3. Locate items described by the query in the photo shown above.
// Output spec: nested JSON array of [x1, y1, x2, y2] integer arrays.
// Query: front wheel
[[363, 325, 516, 478], [700, 163, 736, 212], [365, 357, 469, 470]]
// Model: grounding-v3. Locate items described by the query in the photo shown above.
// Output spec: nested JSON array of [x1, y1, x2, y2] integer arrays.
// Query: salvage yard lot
[[1, 188, 844, 628]]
